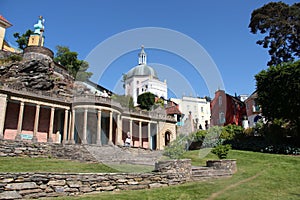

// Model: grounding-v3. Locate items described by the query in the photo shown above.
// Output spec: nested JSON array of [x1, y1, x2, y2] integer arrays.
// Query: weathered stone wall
[[206, 159, 237, 173], [0, 139, 97, 163], [23, 46, 54, 61], [0, 50, 16, 59], [154, 159, 192, 180], [158, 121, 176, 150], [0, 172, 188, 199]]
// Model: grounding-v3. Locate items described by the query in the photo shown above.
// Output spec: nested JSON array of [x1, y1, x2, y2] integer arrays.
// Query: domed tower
[[124, 46, 167, 106]]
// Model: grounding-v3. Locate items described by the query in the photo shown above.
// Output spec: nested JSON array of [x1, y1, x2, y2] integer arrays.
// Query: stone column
[[69, 109, 75, 144], [82, 108, 88, 144], [96, 109, 102, 145], [139, 121, 142, 147], [0, 94, 8, 139], [108, 111, 113, 145], [148, 122, 151, 149], [117, 114, 123, 145], [129, 119, 133, 136], [67, 111, 72, 143], [32, 104, 40, 142], [15, 101, 25, 140], [129, 119, 133, 146], [47, 107, 55, 142], [156, 122, 160, 150], [62, 109, 69, 144]]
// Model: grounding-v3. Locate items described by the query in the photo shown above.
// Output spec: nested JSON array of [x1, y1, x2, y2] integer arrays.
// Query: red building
[[210, 90, 246, 126]]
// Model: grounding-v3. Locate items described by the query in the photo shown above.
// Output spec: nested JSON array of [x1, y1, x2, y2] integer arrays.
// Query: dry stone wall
[[0, 172, 188, 199], [0, 139, 237, 199], [0, 139, 97, 163]]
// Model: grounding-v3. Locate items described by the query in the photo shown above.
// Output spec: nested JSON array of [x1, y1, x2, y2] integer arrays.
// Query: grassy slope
[[1, 150, 299, 199], [54, 150, 300, 200], [0, 157, 118, 173]]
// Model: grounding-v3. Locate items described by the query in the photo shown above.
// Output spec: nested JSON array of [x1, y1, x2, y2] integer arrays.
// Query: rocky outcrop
[[0, 59, 74, 97]]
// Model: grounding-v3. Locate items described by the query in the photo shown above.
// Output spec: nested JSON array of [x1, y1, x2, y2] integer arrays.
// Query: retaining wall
[[0, 172, 188, 199], [0, 139, 97, 163], [0, 139, 237, 199]]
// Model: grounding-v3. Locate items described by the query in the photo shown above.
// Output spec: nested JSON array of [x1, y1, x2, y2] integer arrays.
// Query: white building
[[125, 46, 167, 106], [171, 96, 211, 130]]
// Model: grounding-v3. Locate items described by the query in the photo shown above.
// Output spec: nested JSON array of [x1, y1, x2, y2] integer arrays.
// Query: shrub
[[211, 144, 232, 159], [188, 130, 207, 150], [163, 134, 189, 159], [202, 126, 223, 148], [221, 124, 244, 140]]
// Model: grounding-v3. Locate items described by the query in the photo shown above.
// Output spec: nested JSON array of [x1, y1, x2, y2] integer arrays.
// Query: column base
[[69, 140, 75, 144], [47, 138, 53, 143], [96, 141, 102, 146], [31, 136, 38, 143], [81, 140, 87, 144], [108, 141, 114, 146], [62, 140, 67, 144], [15, 134, 22, 141]]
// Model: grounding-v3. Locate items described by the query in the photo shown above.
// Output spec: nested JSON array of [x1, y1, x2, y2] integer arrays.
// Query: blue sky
[[1, 0, 298, 98]]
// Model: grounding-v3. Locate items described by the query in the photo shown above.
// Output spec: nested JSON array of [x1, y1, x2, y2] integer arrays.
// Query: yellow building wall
[[0, 27, 5, 49], [28, 35, 44, 46], [157, 121, 176, 150]]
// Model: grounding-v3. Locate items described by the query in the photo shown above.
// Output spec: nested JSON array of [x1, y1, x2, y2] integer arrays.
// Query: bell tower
[[138, 45, 147, 65]]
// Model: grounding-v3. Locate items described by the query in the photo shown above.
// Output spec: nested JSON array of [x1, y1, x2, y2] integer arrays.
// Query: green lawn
[[1, 150, 299, 199], [0, 157, 118, 173], [53, 150, 300, 200]]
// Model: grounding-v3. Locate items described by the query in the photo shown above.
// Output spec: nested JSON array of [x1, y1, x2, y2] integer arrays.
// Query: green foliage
[[163, 134, 189, 159], [0, 54, 22, 64], [111, 94, 134, 110], [193, 130, 207, 142], [249, 2, 300, 66], [137, 92, 155, 110], [13, 29, 33, 50], [211, 144, 232, 159], [221, 124, 244, 140], [54, 46, 92, 81], [202, 126, 223, 148], [155, 98, 164, 108], [122, 73, 127, 89], [255, 60, 300, 137]]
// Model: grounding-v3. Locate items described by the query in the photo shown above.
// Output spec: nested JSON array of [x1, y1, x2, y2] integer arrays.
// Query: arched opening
[[165, 131, 171, 146]]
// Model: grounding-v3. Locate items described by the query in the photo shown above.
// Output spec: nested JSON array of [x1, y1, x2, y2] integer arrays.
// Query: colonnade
[[0, 95, 70, 142], [0, 94, 161, 149]]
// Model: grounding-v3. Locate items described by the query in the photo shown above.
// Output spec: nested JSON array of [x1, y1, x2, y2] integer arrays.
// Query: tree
[[122, 73, 127, 89], [255, 60, 300, 134], [137, 92, 155, 110], [249, 2, 300, 66], [54, 46, 92, 81], [13, 29, 33, 50]]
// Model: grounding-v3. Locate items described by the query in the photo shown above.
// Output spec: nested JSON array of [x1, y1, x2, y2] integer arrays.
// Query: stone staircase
[[191, 166, 233, 181], [85, 145, 163, 166]]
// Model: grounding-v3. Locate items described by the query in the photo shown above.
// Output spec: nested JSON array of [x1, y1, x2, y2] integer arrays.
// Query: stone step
[[84, 145, 162, 166]]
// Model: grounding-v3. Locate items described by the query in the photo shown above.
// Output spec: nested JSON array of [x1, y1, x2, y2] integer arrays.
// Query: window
[[219, 112, 225, 124], [218, 96, 222, 106], [136, 88, 139, 97], [201, 107, 204, 113]]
